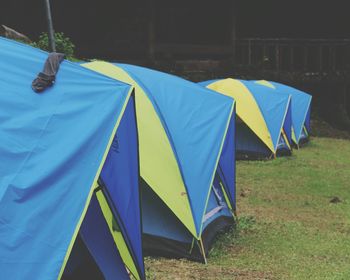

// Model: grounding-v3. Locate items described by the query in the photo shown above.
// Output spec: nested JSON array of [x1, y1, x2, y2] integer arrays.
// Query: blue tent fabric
[[267, 81, 312, 142], [118, 64, 234, 235], [305, 106, 311, 133], [79, 194, 130, 280], [240, 80, 291, 151], [0, 38, 133, 279], [217, 110, 236, 209], [142, 180, 232, 246], [141, 184, 191, 243], [251, 82, 293, 145], [283, 100, 293, 144], [100, 94, 144, 278], [202, 177, 232, 230]]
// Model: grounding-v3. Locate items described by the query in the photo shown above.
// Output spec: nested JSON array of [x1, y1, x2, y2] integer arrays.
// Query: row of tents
[[0, 37, 312, 280]]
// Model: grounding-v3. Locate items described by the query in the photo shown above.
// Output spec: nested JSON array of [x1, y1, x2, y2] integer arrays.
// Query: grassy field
[[145, 136, 350, 279]]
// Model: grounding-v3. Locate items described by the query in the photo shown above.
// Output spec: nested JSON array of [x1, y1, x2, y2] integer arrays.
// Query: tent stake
[[189, 238, 195, 254], [233, 208, 238, 218]]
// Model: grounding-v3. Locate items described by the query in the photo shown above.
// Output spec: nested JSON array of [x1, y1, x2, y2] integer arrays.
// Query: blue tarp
[[0, 37, 137, 279]]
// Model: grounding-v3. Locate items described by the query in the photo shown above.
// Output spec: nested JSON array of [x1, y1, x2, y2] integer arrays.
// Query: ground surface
[[145, 136, 350, 279]]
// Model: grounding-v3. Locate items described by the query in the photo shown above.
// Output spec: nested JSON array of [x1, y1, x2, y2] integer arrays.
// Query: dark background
[[2, 0, 350, 126], [1, 0, 349, 57]]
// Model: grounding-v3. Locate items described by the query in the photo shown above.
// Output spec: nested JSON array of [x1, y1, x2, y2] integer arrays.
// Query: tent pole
[[189, 238, 195, 254], [233, 208, 238, 218], [44, 0, 56, 52], [148, 0, 155, 63], [231, 0, 237, 63], [199, 239, 208, 265]]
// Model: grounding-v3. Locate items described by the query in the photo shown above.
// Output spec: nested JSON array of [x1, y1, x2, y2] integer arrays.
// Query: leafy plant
[[237, 215, 257, 232], [31, 32, 76, 60]]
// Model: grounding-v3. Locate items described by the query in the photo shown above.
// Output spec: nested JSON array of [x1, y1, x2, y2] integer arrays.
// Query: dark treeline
[[1, 0, 349, 127]]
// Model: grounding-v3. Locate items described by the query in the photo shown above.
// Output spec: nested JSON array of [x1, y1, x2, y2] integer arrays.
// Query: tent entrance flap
[[62, 193, 129, 280], [62, 235, 104, 280], [141, 177, 234, 262], [217, 107, 236, 210], [235, 120, 272, 159], [98, 92, 145, 280]]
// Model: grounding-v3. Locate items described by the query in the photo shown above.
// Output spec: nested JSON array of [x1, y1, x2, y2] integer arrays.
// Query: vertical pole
[[346, 83, 350, 118], [290, 45, 294, 72], [199, 239, 208, 265], [303, 45, 308, 71], [347, 42, 350, 71], [148, 0, 155, 63], [343, 82, 347, 110], [275, 41, 280, 73], [332, 46, 337, 71], [248, 39, 252, 65], [319, 45, 323, 72], [44, 0, 56, 52], [262, 41, 267, 70], [328, 45, 332, 71], [231, 0, 237, 63]]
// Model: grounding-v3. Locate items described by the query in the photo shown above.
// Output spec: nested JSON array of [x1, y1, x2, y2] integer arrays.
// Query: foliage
[[236, 215, 256, 232], [31, 32, 76, 60]]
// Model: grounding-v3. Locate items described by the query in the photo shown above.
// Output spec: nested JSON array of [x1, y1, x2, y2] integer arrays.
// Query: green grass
[[145, 137, 350, 279]]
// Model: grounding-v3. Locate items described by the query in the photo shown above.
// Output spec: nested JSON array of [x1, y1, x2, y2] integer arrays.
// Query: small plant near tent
[[208, 215, 257, 259], [237, 215, 257, 233], [31, 32, 76, 60]]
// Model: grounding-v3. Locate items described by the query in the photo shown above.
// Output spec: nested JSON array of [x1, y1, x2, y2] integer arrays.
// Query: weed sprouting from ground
[[237, 215, 257, 233]]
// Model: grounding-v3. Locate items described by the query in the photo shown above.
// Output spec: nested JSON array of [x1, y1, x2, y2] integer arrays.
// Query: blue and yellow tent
[[200, 78, 292, 159], [0, 38, 144, 280], [82, 62, 236, 262], [255, 80, 312, 146]]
